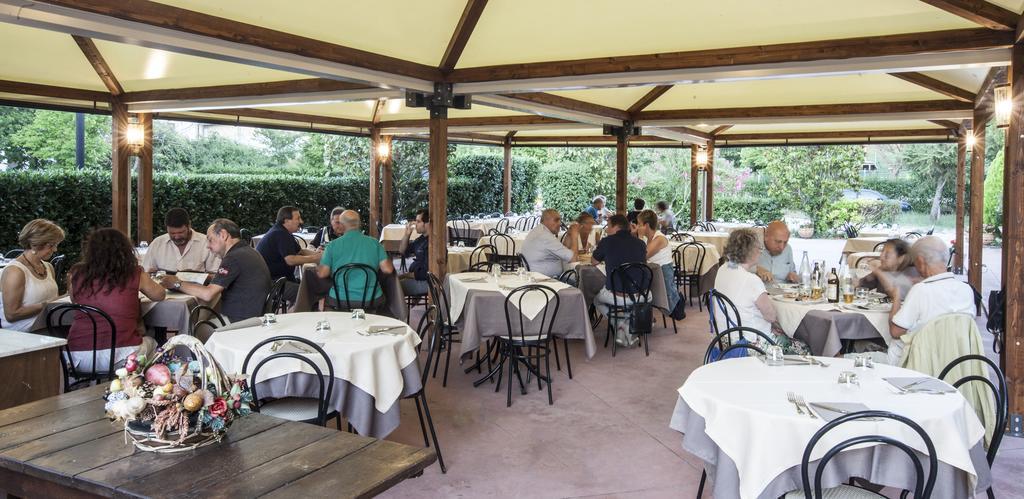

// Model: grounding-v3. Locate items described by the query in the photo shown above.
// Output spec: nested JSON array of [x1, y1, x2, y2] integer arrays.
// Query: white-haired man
[[886, 236, 976, 363]]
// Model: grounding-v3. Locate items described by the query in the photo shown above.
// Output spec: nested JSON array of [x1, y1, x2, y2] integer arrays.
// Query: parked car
[[841, 188, 911, 212]]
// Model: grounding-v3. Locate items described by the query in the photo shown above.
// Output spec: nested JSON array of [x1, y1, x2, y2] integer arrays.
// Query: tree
[[254, 128, 303, 165], [900, 143, 957, 222], [983, 149, 1004, 231], [0, 106, 42, 168], [742, 145, 865, 234], [300, 134, 369, 176], [9, 110, 111, 169]]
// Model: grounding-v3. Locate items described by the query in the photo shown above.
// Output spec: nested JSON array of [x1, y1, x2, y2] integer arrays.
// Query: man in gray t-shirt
[[755, 220, 797, 283]]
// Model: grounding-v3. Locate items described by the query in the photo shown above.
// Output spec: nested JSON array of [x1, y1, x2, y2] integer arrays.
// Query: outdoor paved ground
[[373, 240, 1020, 498]]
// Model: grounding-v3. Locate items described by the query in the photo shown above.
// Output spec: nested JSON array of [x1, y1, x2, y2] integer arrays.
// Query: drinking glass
[[765, 345, 785, 366], [351, 309, 366, 320]]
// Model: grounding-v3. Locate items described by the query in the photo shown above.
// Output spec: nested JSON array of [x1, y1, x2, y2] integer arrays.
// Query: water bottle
[[799, 251, 811, 295]]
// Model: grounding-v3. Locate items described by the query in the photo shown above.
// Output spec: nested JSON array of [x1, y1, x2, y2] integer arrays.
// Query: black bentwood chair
[[242, 335, 340, 428], [606, 263, 654, 357], [491, 284, 560, 407], [705, 288, 741, 337], [939, 354, 1007, 499], [673, 242, 706, 310], [426, 272, 462, 387], [330, 263, 382, 312], [46, 303, 118, 392], [189, 304, 226, 339], [404, 305, 447, 473], [550, 269, 579, 379], [782, 411, 938, 499], [264, 277, 289, 315]]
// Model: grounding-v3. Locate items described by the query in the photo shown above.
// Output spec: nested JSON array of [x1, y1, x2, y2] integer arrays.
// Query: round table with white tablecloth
[[771, 295, 892, 356], [670, 356, 990, 499], [446, 272, 596, 359], [709, 222, 755, 233], [476, 230, 530, 256], [379, 223, 421, 253], [205, 311, 421, 438], [685, 231, 731, 255]]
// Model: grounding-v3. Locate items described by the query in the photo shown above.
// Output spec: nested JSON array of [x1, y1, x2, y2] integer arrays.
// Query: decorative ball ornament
[[183, 392, 203, 412]]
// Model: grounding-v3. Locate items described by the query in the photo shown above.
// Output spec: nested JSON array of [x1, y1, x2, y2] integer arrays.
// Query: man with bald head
[[756, 220, 798, 283], [317, 210, 394, 309], [521, 208, 579, 277], [886, 236, 976, 363]]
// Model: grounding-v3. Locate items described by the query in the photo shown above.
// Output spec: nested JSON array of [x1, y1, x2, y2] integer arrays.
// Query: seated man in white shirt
[[520, 209, 579, 278], [142, 208, 220, 273], [887, 236, 976, 364]]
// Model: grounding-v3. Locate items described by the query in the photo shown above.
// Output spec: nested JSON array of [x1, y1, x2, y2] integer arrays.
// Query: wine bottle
[[827, 267, 840, 303]]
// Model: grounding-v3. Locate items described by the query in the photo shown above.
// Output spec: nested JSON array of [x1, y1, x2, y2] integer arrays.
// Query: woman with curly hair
[[713, 228, 808, 354], [68, 228, 165, 372]]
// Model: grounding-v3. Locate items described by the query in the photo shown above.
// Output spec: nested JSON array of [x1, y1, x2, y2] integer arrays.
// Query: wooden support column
[[136, 113, 153, 244], [503, 134, 513, 214], [381, 136, 394, 226], [705, 143, 715, 221], [110, 99, 131, 235], [953, 126, 968, 273], [968, 109, 987, 290], [428, 109, 449, 279], [615, 134, 628, 215], [689, 145, 699, 227], [1002, 41, 1024, 422], [368, 127, 381, 238]]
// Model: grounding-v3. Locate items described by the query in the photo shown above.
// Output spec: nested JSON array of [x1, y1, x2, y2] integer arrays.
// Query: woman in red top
[[68, 228, 165, 373]]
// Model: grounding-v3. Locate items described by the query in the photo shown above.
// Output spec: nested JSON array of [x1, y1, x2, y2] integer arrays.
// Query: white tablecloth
[[668, 241, 721, 276], [711, 222, 755, 233], [842, 236, 890, 254], [205, 312, 419, 413], [38, 291, 200, 334], [476, 231, 529, 256], [380, 224, 421, 245], [448, 272, 570, 322], [772, 297, 892, 345], [687, 231, 731, 255], [673, 356, 986, 499]]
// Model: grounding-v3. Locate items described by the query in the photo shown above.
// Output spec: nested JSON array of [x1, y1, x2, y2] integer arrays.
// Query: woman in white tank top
[[636, 210, 680, 312], [0, 220, 64, 332]]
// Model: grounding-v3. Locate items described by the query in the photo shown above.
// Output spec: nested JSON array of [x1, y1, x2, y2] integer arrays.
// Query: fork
[[795, 394, 818, 419], [786, 391, 805, 416]]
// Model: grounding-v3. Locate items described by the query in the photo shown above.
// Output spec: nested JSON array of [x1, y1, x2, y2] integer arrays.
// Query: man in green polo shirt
[[316, 210, 394, 310]]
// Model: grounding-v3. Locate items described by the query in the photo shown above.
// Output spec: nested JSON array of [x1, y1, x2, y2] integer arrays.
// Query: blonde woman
[[1, 219, 64, 331], [564, 212, 601, 253]]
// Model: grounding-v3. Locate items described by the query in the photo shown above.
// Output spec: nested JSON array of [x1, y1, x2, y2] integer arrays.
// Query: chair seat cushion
[[785, 484, 886, 499], [259, 397, 322, 422]]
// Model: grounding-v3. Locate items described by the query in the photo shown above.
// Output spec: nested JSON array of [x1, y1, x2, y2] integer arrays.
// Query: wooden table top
[[0, 384, 435, 498]]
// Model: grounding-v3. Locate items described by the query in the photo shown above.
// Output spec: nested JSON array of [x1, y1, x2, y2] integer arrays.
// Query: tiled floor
[[377, 304, 1022, 498]]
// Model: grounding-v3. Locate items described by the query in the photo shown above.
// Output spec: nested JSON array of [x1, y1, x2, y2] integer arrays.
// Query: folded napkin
[[270, 340, 323, 354], [806, 402, 877, 422], [884, 377, 957, 394], [215, 317, 262, 332]]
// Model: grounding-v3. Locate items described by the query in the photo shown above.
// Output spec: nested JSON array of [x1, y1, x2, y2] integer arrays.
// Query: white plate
[[840, 302, 891, 313], [771, 295, 827, 305]]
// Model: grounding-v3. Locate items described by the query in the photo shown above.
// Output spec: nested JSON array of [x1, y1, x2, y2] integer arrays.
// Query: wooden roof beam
[[199, 107, 372, 130], [889, 72, 975, 102], [473, 94, 626, 126], [2, 0, 438, 91], [0, 79, 110, 102], [717, 129, 955, 141], [917, 0, 1018, 30], [71, 35, 122, 96], [636, 100, 974, 126], [929, 119, 963, 129], [439, 0, 488, 73], [449, 28, 1011, 93], [710, 125, 734, 135], [626, 85, 672, 115], [513, 135, 672, 144]]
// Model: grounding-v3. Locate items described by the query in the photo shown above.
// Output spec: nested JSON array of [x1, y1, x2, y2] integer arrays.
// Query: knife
[[809, 403, 883, 420]]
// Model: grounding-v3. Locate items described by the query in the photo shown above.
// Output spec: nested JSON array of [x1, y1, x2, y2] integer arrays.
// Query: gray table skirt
[[256, 362, 422, 439], [32, 297, 197, 335], [793, 310, 886, 357], [455, 287, 597, 359], [669, 396, 991, 499], [293, 266, 408, 324], [577, 263, 670, 310]]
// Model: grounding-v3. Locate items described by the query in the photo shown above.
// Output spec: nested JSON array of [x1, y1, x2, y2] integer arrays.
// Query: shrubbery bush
[[984, 150, 1004, 228], [819, 199, 901, 236], [861, 176, 957, 213], [538, 162, 606, 218], [713, 197, 784, 225]]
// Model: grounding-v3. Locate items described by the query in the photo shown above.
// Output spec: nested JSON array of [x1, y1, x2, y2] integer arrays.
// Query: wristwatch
[[173, 281, 182, 290]]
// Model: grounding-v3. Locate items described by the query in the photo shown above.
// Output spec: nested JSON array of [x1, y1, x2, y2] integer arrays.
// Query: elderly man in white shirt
[[142, 208, 221, 273], [521, 209, 579, 278], [886, 236, 976, 364]]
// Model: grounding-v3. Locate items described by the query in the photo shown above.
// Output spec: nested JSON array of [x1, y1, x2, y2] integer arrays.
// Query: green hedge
[[984, 150, 1004, 229], [713, 197, 784, 225], [538, 162, 603, 218], [819, 199, 901, 236], [448, 154, 540, 215], [861, 177, 957, 213]]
